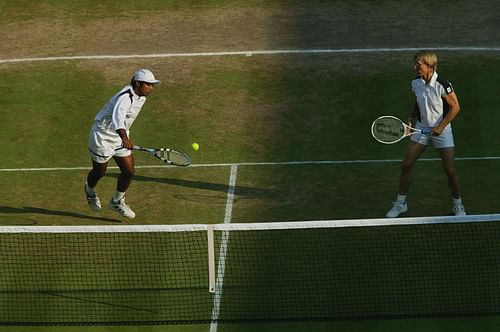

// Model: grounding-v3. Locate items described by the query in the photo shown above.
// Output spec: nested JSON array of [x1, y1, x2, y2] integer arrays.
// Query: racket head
[[371, 116, 407, 144], [155, 148, 192, 167]]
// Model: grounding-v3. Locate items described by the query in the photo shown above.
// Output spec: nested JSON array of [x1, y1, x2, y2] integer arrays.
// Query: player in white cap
[[85, 69, 160, 218]]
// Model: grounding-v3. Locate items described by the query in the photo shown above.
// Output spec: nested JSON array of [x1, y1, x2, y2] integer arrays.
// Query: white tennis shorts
[[411, 122, 455, 148], [88, 122, 132, 163]]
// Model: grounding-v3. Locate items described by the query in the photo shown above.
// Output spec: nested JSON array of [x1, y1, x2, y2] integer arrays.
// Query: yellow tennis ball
[[191, 143, 199, 151]]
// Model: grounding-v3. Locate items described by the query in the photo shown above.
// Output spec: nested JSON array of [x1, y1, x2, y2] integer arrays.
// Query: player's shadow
[[107, 173, 275, 198], [0, 206, 120, 223]]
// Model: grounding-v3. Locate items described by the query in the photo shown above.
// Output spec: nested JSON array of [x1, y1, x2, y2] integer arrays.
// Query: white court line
[[0, 156, 499, 172], [210, 164, 238, 332], [223, 165, 238, 224], [1, 47, 500, 64]]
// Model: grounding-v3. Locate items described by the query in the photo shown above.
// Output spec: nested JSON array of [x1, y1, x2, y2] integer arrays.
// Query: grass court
[[1, 1, 500, 331]]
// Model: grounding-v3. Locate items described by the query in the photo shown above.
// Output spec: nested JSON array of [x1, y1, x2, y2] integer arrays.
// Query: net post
[[207, 225, 216, 293]]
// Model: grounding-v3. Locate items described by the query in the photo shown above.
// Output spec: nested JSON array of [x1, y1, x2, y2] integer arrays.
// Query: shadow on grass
[[108, 173, 276, 198], [0, 206, 121, 223]]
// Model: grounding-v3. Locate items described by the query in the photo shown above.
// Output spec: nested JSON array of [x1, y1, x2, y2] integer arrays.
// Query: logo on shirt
[[446, 82, 454, 94]]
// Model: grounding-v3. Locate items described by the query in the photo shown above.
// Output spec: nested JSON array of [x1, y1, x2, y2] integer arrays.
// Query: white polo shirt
[[411, 71, 454, 128], [88, 85, 147, 161], [94, 85, 146, 133]]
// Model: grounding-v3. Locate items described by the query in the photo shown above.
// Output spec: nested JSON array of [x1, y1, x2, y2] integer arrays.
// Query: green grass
[[0, 0, 333, 22], [2, 54, 500, 221], [1, 52, 500, 331], [1, 0, 500, 331]]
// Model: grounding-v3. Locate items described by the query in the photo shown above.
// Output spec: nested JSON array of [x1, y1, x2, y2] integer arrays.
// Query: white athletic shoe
[[386, 201, 408, 218], [85, 185, 102, 212], [453, 203, 466, 216], [109, 198, 136, 218]]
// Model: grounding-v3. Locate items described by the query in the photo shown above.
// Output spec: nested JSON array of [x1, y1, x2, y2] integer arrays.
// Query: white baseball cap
[[133, 69, 160, 84]]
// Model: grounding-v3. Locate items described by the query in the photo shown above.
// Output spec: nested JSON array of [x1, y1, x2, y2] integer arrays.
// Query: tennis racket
[[132, 145, 192, 166], [371, 116, 432, 144]]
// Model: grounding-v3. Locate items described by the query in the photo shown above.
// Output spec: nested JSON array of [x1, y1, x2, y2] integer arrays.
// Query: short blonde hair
[[414, 50, 437, 71]]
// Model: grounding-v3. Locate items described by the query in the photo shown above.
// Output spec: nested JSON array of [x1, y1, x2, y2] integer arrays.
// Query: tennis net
[[1, 214, 500, 325]]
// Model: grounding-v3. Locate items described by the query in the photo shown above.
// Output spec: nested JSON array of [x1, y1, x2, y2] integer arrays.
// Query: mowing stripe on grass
[[1, 47, 500, 64]]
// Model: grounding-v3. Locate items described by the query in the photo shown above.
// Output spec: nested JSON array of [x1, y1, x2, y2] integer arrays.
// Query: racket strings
[[158, 149, 191, 166], [170, 152, 191, 166], [372, 118, 405, 142], [158, 149, 169, 161]]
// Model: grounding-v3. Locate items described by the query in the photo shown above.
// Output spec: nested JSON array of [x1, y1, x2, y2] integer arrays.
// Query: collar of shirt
[[420, 71, 438, 87], [129, 85, 145, 101]]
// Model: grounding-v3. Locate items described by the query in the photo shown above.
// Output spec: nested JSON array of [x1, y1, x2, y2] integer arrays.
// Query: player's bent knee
[[401, 162, 414, 174], [121, 168, 135, 179]]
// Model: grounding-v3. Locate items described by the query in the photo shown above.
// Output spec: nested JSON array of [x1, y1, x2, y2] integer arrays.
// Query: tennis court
[[1, 1, 500, 331]]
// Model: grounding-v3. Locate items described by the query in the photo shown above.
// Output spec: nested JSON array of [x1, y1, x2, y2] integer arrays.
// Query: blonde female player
[[85, 69, 160, 218], [386, 51, 466, 218]]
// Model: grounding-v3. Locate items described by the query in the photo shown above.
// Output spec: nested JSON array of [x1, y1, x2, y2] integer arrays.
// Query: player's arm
[[434, 91, 460, 135], [111, 94, 134, 148], [116, 128, 133, 149], [407, 102, 419, 126]]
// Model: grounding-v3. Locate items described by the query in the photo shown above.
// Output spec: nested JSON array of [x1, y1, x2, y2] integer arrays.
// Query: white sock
[[85, 183, 95, 195], [396, 194, 407, 204], [453, 197, 462, 205], [112, 191, 125, 202]]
